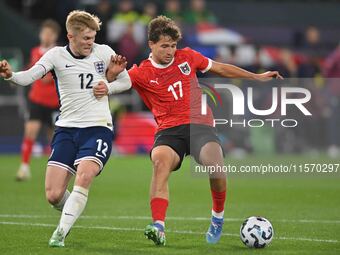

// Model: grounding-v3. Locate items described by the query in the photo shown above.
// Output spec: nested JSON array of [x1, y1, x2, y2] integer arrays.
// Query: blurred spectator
[[107, 0, 142, 66], [293, 26, 324, 78], [107, 0, 139, 43], [163, 0, 182, 24], [323, 44, 340, 157], [92, 0, 113, 44], [136, 2, 158, 61], [139, 2, 158, 25], [183, 0, 217, 26], [55, 0, 79, 43], [294, 26, 321, 54]]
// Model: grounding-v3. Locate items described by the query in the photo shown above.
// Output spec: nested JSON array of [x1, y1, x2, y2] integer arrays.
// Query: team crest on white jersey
[[94, 61, 105, 75], [178, 62, 191, 75]]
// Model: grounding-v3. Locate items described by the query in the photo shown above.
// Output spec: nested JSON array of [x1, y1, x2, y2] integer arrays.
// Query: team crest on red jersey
[[178, 62, 191, 75]]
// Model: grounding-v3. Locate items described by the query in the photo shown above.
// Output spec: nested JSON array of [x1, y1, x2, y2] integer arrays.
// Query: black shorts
[[28, 101, 59, 127], [151, 124, 224, 170]]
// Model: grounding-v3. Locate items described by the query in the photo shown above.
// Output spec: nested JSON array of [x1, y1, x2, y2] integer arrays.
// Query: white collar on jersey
[[148, 54, 174, 69]]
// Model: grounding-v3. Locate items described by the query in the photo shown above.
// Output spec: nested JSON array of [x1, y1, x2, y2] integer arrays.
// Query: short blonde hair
[[66, 10, 102, 34]]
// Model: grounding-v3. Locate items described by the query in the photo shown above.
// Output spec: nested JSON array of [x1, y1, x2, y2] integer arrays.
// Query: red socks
[[150, 191, 224, 223], [150, 190, 226, 222], [150, 198, 168, 222], [211, 189, 226, 213], [21, 138, 34, 164]]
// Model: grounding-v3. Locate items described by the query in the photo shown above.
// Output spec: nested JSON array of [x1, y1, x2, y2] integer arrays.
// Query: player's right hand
[[106, 55, 127, 82], [0, 60, 13, 79], [255, 71, 284, 81]]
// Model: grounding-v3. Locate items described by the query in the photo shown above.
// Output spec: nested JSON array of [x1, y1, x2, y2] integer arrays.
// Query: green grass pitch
[[0, 154, 339, 255]]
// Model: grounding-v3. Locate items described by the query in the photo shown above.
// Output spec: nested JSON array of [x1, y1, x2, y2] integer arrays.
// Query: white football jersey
[[36, 43, 120, 130]]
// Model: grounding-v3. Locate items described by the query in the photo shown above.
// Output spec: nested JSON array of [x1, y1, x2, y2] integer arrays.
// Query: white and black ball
[[240, 216, 274, 248]]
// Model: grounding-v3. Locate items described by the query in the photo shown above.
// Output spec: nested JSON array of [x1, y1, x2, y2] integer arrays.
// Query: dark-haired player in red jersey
[[16, 20, 61, 181], [103, 16, 283, 246]]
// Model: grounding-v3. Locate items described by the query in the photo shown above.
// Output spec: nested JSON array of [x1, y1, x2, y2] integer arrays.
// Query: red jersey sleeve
[[128, 64, 141, 88], [185, 47, 212, 73]]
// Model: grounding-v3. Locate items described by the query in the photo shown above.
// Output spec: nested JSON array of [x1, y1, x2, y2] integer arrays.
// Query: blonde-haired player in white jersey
[[0, 10, 131, 247]]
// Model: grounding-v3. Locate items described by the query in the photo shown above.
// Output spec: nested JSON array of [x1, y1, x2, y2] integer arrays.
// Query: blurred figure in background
[[92, 0, 113, 44], [183, 0, 217, 26], [136, 2, 159, 61], [295, 26, 323, 78], [323, 43, 340, 158], [139, 2, 158, 25], [163, 0, 182, 24], [107, 0, 142, 67], [16, 19, 61, 181], [295, 26, 322, 54]]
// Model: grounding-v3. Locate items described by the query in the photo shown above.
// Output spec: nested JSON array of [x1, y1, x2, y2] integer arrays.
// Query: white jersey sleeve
[[106, 70, 131, 94], [7, 65, 45, 86], [7, 48, 56, 86], [93, 44, 131, 94], [35, 47, 56, 74]]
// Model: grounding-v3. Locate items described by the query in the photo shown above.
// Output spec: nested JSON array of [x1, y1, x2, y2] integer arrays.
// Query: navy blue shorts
[[48, 126, 114, 175]]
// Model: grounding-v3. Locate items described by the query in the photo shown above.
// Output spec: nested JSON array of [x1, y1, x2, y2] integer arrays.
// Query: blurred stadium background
[[0, 0, 340, 157]]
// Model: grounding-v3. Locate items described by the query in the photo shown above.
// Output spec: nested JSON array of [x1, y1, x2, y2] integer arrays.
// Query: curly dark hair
[[148, 15, 182, 43]]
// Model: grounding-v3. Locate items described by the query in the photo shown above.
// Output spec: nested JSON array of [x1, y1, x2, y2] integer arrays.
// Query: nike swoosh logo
[[64, 213, 74, 216], [95, 152, 105, 159], [65, 64, 76, 68]]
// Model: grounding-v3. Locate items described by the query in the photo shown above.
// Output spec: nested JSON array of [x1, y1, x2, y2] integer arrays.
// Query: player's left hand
[[255, 71, 284, 82], [93, 80, 109, 99], [106, 55, 127, 82]]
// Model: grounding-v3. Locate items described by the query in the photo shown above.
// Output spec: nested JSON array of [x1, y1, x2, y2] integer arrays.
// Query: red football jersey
[[128, 47, 214, 132], [28, 46, 59, 108]]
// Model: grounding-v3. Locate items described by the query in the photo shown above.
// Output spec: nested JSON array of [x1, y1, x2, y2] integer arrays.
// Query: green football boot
[[144, 223, 166, 246], [48, 227, 65, 247]]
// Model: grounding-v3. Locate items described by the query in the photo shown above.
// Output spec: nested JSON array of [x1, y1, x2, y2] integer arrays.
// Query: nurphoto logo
[[201, 83, 312, 128]]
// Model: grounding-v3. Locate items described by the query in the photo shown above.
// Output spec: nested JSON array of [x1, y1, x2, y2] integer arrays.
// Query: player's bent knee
[[152, 158, 172, 173], [76, 172, 93, 185], [151, 145, 180, 171], [200, 144, 224, 166], [200, 150, 224, 166], [45, 188, 64, 205], [75, 170, 96, 188]]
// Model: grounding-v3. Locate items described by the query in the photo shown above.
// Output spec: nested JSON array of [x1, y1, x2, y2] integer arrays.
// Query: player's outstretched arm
[[209, 61, 283, 81], [0, 60, 46, 86], [106, 55, 127, 82], [0, 60, 13, 79]]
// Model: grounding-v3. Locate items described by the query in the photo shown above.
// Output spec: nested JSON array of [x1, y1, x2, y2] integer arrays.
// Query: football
[[240, 216, 274, 248]]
